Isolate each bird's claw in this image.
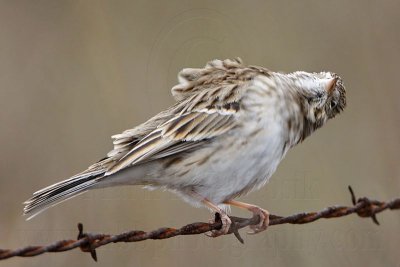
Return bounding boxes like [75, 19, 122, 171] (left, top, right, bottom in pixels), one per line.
[246, 206, 269, 235]
[205, 212, 232, 237]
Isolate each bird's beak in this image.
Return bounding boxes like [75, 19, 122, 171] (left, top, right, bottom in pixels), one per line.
[323, 78, 337, 95]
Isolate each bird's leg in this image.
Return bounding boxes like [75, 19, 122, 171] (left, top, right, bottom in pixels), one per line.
[188, 191, 231, 237]
[224, 200, 269, 234]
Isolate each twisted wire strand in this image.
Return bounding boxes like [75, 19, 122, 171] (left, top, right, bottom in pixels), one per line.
[1, 186, 399, 261]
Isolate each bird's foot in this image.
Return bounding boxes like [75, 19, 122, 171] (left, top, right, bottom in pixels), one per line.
[247, 206, 269, 234]
[206, 212, 232, 238]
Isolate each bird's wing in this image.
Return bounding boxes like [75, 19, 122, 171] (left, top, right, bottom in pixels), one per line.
[103, 58, 244, 161]
[96, 58, 269, 175]
[105, 108, 238, 175]
[105, 58, 269, 159]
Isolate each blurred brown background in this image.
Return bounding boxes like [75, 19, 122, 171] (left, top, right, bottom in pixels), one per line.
[1, 1, 399, 266]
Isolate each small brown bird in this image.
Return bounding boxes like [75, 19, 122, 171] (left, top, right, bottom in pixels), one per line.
[24, 58, 346, 236]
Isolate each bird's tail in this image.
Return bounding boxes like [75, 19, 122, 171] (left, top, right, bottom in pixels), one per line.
[23, 169, 105, 220]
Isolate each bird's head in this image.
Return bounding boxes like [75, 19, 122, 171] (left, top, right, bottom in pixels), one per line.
[288, 71, 346, 137]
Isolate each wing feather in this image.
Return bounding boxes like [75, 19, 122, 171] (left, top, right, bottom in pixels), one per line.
[102, 58, 269, 175]
[106, 110, 237, 175]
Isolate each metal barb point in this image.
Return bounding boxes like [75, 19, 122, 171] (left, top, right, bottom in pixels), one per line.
[77, 223, 84, 239]
[361, 198, 381, 226]
[371, 214, 380, 225]
[213, 213, 244, 243]
[77, 223, 98, 262]
[231, 222, 244, 244]
[348, 186, 381, 226]
[348, 185, 356, 205]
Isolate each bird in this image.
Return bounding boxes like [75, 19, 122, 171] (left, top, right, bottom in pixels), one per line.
[23, 58, 346, 236]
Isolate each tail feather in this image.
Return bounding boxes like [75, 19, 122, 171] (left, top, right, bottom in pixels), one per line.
[32, 169, 104, 196]
[23, 171, 105, 220]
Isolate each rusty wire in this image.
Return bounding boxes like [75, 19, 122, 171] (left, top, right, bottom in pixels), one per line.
[1, 186, 399, 261]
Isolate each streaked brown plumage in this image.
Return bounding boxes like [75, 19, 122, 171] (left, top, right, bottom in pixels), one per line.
[24, 58, 346, 236]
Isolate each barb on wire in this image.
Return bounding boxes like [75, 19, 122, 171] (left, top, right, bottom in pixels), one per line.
[1, 186, 399, 261]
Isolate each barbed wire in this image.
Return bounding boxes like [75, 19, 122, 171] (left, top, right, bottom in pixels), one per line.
[1, 186, 399, 261]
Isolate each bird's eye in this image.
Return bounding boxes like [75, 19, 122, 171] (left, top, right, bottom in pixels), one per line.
[330, 101, 337, 109]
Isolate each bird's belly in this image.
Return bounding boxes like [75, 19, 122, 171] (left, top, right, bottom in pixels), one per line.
[157, 126, 286, 205]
